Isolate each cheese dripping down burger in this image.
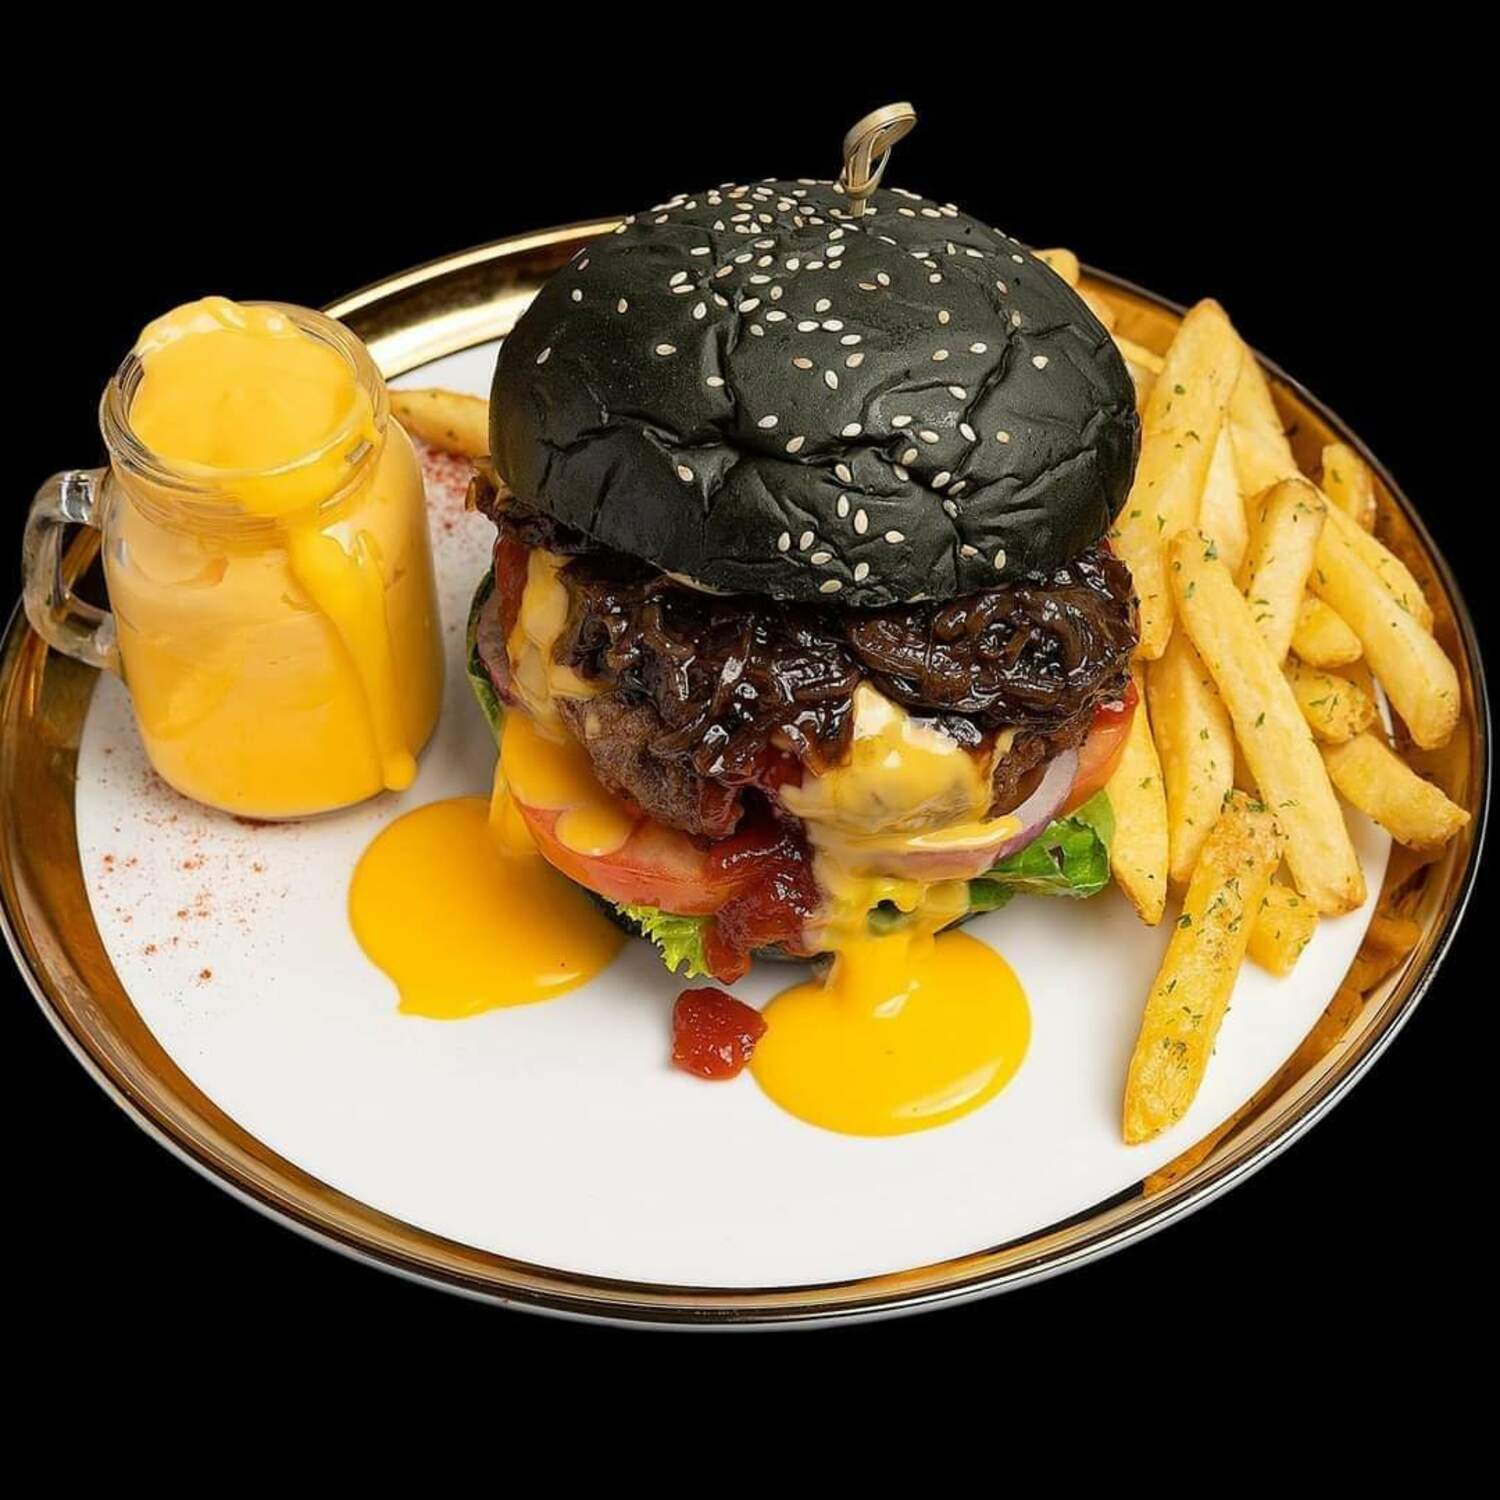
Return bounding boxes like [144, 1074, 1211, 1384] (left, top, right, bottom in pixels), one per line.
[468, 178, 1141, 984]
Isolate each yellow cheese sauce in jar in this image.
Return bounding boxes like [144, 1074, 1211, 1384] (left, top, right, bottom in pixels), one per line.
[25, 298, 444, 819]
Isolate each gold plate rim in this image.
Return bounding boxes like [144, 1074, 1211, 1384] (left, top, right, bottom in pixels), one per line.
[2, 224, 1490, 1328]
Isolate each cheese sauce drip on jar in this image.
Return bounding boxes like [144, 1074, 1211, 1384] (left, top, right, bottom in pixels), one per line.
[99, 298, 442, 816]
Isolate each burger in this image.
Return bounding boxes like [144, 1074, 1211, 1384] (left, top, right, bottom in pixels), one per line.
[467, 175, 1139, 985]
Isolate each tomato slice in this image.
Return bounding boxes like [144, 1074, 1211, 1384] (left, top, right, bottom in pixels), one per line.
[1060, 680, 1138, 816]
[512, 799, 728, 914]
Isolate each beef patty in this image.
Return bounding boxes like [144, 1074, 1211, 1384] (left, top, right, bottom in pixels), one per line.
[479, 486, 1137, 840]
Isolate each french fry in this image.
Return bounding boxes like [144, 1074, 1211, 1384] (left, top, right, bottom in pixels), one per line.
[1320, 502, 1434, 632]
[389, 387, 490, 458]
[1169, 529, 1365, 914]
[1285, 658, 1377, 744]
[1323, 732, 1471, 849]
[1122, 792, 1283, 1143]
[1105, 669, 1170, 925]
[1146, 630, 1235, 888]
[1197, 426, 1247, 575]
[1239, 478, 1326, 663]
[1078, 287, 1117, 331]
[1037, 247, 1080, 286]
[1109, 301, 1243, 659]
[1113, 335, 1164, 374]
[1228, 353, 1296, 496]
[1247, 880, 1318, 976]
[1292, 596, 1363, 668]
[1346, 912, 1423, 994]
[1311, 518, 1458, 748]
[1321, 441, 1378, 531]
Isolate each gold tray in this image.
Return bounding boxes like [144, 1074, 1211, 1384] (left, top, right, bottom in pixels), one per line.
[2, 224, 1488, 1326]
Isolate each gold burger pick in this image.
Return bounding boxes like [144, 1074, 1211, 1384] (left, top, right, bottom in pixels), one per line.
[839, 102, 918, 218]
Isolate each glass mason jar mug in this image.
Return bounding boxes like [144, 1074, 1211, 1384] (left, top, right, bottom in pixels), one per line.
[23, 301, 444, 819]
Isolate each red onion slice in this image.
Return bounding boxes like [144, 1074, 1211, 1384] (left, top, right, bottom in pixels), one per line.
[986, 748, 1079, 866]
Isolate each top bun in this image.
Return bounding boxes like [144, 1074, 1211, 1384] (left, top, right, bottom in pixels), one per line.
[490, 180, 1138, 606]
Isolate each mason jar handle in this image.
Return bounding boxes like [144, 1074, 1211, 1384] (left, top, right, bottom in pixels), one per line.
[23, 468, 120, 673]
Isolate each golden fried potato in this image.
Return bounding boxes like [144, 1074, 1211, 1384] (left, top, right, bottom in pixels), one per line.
[1320, 442, 1378, 531]
[389, 387, 490, 458]
[1037, 247, 1080, 285]
[1239, 478, 1326, 663]
[1247, 880, 1318, 977]
[1321, 502, 1434, 632]
[1105, 669, 1170, 925]
[1312, 519, 1458, 748]
[1292, 596, 1363, 669]
[1228, 353, 1297, 497]
[1110, 301, 1243, 659]
[1285, 659, 1377, 744]
[1197, 426, 1248, 576]
[1170, 530, 1365, 914]
[1122, 791, 1283, 1143]
[1147, 630, 1235, 888]
[1323, 733, 1471, 849]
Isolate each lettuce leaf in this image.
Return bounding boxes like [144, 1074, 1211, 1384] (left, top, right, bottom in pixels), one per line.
[968, 790, 1115, 909]
[465, 573, 504, 740]
[617, 904, 713, 979]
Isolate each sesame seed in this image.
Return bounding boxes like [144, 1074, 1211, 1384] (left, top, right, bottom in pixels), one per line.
[766, 310, 787, 322]
[845, 352, 865, 368]
[1011, 311, 1023, 327]
[1032, 355, 1049, 369]
[815, 298, 831, 312]
[792, 357, 813, 370]
[996, 430, 1011, 443]
[835, 463, 853, 484]
[797, 320, 818, 332]
[690, 246, 711, 256]
[876, 272, 891, 286]
[902, 447, 919, 465]
[536, 347, 552, 365]
[949, 386, 967, 400]
[823, 319, 844, 331]
[959, 422, 976, 441]
[961, 544, 979, 558]
[919, 430, 940, 444]
[970, 342, 988, 354]
[995, 280, 1008, 294]
[853, 561, 870, 582]
[749, 274, 771, 285]
[943, 500, 959, 518]
[837, 495, 850, 517]
[571, 289, 583, 303]
[937, 310, 950, 325]
[706, 376, 726, 388]
[841, 423, 862, 438]
[854, 509, 869, 534]
[799, 530, 815, 550]
[934, 471, 951, 487]
[577, 257, 589, 270]
[616, 299, 629, 313]
[891, 415, 912, 428]
[929, 273, 943, 285]
[786, 435, 805, 453]
[824, 370, 838, 390]
[994, 549, 1008, 569]
[669, 271, 687, 287]
[740, 297, 761, 312]
[858, 281, 877, 291]
[671, 285, 693, 295]
[692, 302, 707, 320]
[714, 295, 729, 308]
[758, 415, 779, 429]
[676, 465, 694, 482]
[769, 285, 784, 300]
[885, 530, 906, 543]
[820, 578, 843, 594]
[777, 531, 792, 552]
[810, 550, 832, 564]
[893, 464, 910, 481]
[949, 481, 966, 496]
[656, 344, 677, 357]
[748, 324, 764, 337]
[1012, 253, 1025, 264]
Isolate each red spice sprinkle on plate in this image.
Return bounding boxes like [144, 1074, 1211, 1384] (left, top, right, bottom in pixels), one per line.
[671, 987, 768, 1080]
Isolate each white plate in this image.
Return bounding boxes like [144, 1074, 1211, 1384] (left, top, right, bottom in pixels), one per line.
[73, 339, 1389, 1289]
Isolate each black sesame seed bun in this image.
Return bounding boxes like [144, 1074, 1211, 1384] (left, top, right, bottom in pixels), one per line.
[491, 180, 1139, 607]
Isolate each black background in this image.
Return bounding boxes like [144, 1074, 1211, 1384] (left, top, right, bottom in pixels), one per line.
[5, 44, 1489, 1377]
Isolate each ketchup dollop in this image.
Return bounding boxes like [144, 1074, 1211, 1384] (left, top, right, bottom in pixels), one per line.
[671, 988, 768, 1079]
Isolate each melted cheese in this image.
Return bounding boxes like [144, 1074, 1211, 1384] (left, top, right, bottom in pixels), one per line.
[347, 757, 623, 1019]
[505, 549, 597, 731]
